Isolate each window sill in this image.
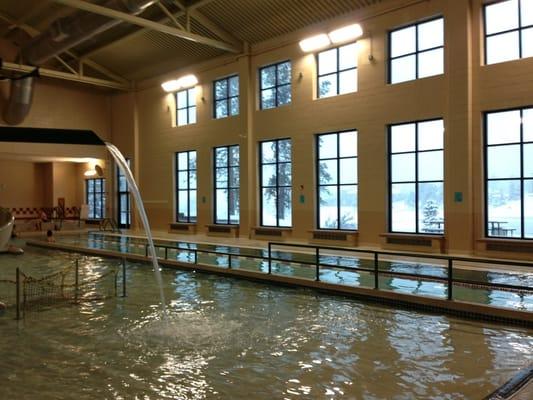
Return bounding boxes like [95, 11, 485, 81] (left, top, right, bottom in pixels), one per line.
[315, 90, 357, 101]
[477, 237, 533, 257]
[309, 229, 358, 246]
[250, 226, 292, 240]
[169, 222, 197, 234]
[380, 233, 446, 253]
[206, 224, 239, 238]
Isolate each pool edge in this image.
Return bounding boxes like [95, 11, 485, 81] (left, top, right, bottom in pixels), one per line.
[26, 239, 533, 328]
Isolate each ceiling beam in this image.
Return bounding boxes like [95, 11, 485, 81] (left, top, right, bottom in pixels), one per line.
[83, 0, 233, 58]
[156, 2, 185, 30]
[0, 11, 128, 85]
[1, 60, 129, 90]
[173, 1, 241, 48]
[52, 0, 240, 53]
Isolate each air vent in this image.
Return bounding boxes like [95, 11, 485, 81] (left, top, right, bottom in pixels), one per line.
[313, 231, 348, 241]
[486, 243, 533, 253]
[387, 237, 432, 247]
[208, 225, 231, 234]
[255, 228, 283, 237]
[170, 223, 190, 231]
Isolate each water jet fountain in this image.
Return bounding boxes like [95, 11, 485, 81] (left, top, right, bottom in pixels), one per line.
[0, 126, 167, 312]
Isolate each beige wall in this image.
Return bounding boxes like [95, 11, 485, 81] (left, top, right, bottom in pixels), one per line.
[0, 55, 113, 216]
[0, 77, 112, 163]
[0, 160, 89, 210]
[0, 160, 46, 208]
[52, 162, 81, 208]
[109, 0, 532, 256]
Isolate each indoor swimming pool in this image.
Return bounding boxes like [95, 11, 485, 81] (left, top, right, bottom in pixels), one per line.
[0, 246, 532, 399]
[41, 233, 533, 312]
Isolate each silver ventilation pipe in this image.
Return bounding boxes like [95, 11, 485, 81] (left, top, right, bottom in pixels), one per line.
[3, 0, 157, 125]
[3, 75, 36, 125]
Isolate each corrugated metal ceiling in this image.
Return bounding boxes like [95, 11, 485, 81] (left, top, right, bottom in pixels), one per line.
[197, 0, 383, 44]
[0, 0, 385, 82]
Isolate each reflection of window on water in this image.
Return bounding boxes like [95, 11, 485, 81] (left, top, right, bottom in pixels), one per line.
[486, 107, 533, 239]
[316, 130, 358, 230]
[389, 119, 444, 234]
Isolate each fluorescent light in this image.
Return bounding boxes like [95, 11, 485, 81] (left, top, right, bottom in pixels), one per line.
[161, 80, 180, 92]
[299, 34, 331, 52]
[161, 74, 198, 92]
[328, 23, 363, 44]
[84, 169, 97, 177]
[176, 74, 198, 89]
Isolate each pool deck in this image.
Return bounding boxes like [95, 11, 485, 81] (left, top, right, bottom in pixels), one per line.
[26, 236, 533, 327]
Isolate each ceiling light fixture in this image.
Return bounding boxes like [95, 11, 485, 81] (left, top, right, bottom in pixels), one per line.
[328, 23, 363, 44]
[161, 74, 199, 92]
[299, 33, 331, 52]
[299, 23, 363, 53]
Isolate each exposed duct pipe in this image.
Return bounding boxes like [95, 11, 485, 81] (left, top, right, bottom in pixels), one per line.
[3, 74, 36, 125]
[3, 0, 156, 125]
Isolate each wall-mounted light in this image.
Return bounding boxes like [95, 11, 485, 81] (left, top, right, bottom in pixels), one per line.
[84, 169, 97, 177]
[299, 23, 363, 53]
[84, 164, 103, 177]
[161, 74, 199, 92]
[328, 23, 363, 44]
[299, 33, 330, 52]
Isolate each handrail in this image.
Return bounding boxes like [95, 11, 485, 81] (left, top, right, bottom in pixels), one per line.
[85, 234, 533, 305]
[268, 241, 533, 268]
[268, 242, 533, 301]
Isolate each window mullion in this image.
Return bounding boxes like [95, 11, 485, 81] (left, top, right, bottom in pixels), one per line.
[415, 123, 419, 233]
[518, 0, 523, 58]
[520, 109, 525, 238]
[337, 133, 341, 229]
[276, 140, 280, 226]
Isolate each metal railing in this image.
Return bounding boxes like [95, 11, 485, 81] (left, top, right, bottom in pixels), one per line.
[267, 242, 533, 301]
[88, 234, 533, 305]
[142, 242, 266, 269]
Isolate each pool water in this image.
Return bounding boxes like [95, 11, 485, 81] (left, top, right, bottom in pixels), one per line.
[51, 233, 533, 311]
[1, 246, 532, 399]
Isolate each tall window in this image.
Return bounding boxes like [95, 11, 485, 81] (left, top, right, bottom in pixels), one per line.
[117, 160, 131, 229]
[485, 107, 533, 239]
[259, 61, 291, 110]
[87, 178, 105, 219]
[260, 139, 292, 227]
[317, 130, 358, 230]
[317, 43, 357, 98]
[176, 87, 196, 126]
[175, 151, 197, 223]
[389, 17, 444, 84]
[484, 0, 533, 64]
[214, 75, 239, 119]
[389, 119, 444, 234]
[214, 145, 240, 224]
